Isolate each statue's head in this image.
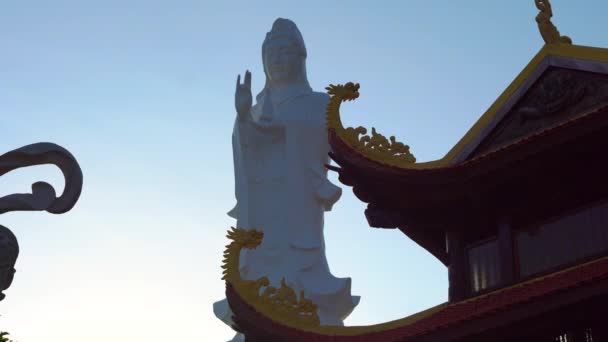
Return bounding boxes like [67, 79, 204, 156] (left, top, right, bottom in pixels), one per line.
[0, 225, 18, 301]
[262, 18, 308, 87]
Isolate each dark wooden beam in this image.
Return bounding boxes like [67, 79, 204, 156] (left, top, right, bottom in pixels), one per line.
[497, 218, 515, 284]
[399, 226, 448, 265]
[447, 230, 467, 302]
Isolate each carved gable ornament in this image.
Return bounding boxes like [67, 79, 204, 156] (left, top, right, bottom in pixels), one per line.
[448, 0, 608, 163]
[471, 66, 608, 157]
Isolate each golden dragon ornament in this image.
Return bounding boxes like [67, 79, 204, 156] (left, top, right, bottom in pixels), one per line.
[221, 227, 445, 337]
[535, 0, 572, 45]
[325, 82, 416, 167]
[222, 227, 321, 330]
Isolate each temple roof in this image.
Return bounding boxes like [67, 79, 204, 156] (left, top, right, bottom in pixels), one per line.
[328, 102, 608, 264]
[227, 254, 608, 341]
[322, 2, 608, 263]
[225, 2, 608, 340]
[327, 44, 608, 173]
[323, 0, 608, 171]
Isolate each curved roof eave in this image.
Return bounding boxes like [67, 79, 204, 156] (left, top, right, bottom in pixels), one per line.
[329, 44, 608, 172]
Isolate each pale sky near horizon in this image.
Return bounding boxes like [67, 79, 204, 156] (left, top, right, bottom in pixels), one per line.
[1, 1, 607, 341]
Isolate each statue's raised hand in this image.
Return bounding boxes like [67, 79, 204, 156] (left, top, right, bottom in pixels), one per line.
[235, 70, 252, 120]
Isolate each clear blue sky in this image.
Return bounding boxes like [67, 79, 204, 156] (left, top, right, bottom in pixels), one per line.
[1, 1, 606, 341]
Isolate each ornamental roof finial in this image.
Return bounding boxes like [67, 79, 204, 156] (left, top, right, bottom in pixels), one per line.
[535, 0, 572, 45]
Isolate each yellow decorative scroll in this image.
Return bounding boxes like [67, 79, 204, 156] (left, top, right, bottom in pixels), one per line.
[326, 82, 416, 167]
[222, 227, 446, 336]
[222, 227, 321, 330]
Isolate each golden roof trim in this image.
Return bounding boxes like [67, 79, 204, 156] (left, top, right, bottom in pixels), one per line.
[325, 1, 608, 170]
[327, 44, 608, 169]
[222, 226, 448, 336]
[223, 227, 608, 337]
[327, 44, 608, 171]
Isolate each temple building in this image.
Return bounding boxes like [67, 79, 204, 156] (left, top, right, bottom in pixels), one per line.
[222, 1, 608, 340]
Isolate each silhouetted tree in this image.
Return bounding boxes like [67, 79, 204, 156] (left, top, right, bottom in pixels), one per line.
[0, 331, 14, 342]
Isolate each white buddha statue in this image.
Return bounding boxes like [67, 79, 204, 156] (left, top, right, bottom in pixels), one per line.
[214, 18, 359, 340]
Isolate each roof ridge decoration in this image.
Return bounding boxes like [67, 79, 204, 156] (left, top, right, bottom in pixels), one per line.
[224, 230, 608, 338]
[222, 227, 322, 330]
[535, 0, 572, 45]
[325, 83, 416, 168]
[223, 226, 448, 336]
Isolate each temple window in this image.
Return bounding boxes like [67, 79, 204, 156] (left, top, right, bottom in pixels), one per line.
[467, 238, 501, 293]
[517, 202, 608, 278]
[554, 328, 594, 342]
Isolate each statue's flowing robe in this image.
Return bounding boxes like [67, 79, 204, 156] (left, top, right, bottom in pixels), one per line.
[224, 84, 359, 325]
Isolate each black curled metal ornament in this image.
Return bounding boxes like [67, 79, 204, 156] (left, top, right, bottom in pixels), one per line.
[0, 142, 83, 301]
